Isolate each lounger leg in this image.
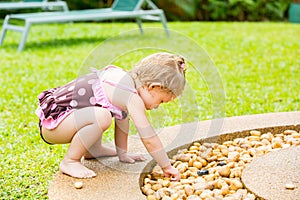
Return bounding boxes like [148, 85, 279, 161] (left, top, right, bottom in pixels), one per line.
[0, 15, 10, 46]
[18, 22, 31, 52]
[62, 2, 69, 11]
[136, 18, 144, 35]
[160, 13, 169, 37]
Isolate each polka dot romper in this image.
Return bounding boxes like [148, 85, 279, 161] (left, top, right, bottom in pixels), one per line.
[36, 66, 135, 140]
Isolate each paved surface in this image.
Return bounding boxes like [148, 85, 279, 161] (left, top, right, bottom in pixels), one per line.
[242, 146, 300, 200]
[48, 111, 300, 200]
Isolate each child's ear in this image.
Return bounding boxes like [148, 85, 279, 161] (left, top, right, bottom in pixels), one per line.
[148, 82, 162, 90]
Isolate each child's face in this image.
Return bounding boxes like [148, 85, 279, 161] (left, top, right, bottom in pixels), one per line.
[141, 85, 175, 110]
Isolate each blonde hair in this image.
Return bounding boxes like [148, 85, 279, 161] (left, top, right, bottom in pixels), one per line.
[129, 52, 186, 96]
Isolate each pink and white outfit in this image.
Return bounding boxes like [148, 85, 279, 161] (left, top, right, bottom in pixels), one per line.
[35, 66, 136, 143]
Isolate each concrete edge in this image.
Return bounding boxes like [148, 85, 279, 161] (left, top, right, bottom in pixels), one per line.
[48, 111, 300, 200]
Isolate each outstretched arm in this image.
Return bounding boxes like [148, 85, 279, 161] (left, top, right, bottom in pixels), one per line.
[127, 94, 180, 181]
[114, 118, 146, 163]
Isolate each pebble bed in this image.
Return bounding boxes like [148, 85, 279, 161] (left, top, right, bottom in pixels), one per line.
[141, 129, 300, 200]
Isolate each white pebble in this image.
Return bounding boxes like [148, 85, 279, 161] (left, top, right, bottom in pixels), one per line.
[74, 181, 83, 189]
[285, 183, 295, 190]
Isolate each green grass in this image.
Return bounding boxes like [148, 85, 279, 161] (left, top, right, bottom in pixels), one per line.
[0, 21, 299, 199]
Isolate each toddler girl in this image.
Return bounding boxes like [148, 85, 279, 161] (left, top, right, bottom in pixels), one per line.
[36, 52, 186, 180]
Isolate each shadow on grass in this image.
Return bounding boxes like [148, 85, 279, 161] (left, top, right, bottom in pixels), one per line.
[2, 36, 107, 51]
[2, 31, 166, 52]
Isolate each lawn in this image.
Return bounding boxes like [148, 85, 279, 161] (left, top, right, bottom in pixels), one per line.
[0, 21, 299, 199]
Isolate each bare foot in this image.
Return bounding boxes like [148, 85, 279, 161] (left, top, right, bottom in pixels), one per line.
[84, 145, 117, 159]
[59, 159, 96, 178]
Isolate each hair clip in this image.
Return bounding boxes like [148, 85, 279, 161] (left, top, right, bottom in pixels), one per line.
[180, 63, 185, 70]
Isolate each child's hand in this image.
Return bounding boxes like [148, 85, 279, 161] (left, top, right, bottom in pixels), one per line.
[162, 165, 180, 181]
[118, 153, 146, 164]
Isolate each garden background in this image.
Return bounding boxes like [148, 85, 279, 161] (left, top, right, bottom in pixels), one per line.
[64, 0, 293, 21]
[0, 0, 299, 199]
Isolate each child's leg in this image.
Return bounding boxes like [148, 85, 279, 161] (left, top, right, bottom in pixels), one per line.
[84, 136, 117, 159]
[42, 107, 112, 178]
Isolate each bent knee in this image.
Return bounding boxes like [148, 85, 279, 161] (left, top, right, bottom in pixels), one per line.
[93, 107, 112, 130]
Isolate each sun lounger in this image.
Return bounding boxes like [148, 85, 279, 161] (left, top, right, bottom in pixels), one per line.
[0, 0, 68, 11]
[0, 0, 169, 52]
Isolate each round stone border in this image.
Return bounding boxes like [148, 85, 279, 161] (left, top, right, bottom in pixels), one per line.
[48, 111, 300, 200]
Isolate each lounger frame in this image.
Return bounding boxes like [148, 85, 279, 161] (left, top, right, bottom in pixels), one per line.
[0, 0, 68, 11]
[0, 0, 169, 51]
